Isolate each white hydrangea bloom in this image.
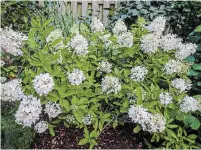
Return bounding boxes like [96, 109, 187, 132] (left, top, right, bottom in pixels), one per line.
[1, 79, 24, 102]
[146, 16, 166, 37]
[100, 34, 112, 48]
[117, 32, 133, 48]
[46, 29, 63, 43]
[171, 78, 192, 92]
[163, 59, 183, 75]
[82, 114, 93, 125]
[34, 121, 48, 133]
[66, 114, 75, 124]
[68, 69, 86, 85]
[33, 73, 54, 96]
[147, 114, 166, 133]
[90, 17, 105, 33]
[1, 60, 5, 67]
[159, 92, 173, 105]
[0, 27, 27, 56]
[112, 19, 127, 35]
[159, 34, 182, 51]
[180, 96, 200, 113]
[44, 102, 62, 118]
[175, 43, 197, 60]
[15, 95, 42, 127]
[69, 34, 88, 56]
[130, 66, 148, 82]
[128, 105, 166, 133]
[101, 76, 121, 94]
[0, 77, 7, 83]
[141, 34, 159, 53]
[98, 60, 112, 73]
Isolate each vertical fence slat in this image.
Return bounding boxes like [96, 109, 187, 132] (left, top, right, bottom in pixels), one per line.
[82, 1, 87, 17]
[103, 1, 110, 26]
[92, 1, 99, 17]
[71, 0, 77, 17]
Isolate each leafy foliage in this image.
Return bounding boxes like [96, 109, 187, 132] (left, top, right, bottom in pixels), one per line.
[109, 1, 201, 38]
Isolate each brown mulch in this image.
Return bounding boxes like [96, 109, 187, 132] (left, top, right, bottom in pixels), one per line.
[33, 123, 145, 149]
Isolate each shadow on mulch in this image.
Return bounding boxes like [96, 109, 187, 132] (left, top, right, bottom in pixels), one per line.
[33, 123, 146, 149]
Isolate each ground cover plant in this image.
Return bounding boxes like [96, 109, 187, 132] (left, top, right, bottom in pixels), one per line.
[1, 14, 201, 149]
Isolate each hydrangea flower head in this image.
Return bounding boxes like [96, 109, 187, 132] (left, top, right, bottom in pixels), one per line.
[33, 73, 54, 96]
[68, 69, 86, 85]
[98, 60, 112, 73]
[163, 59, 183, 75]
[130, 66, 148, 82]
[90, 17, 105, 33]
[117, 32, 133, 48]
[34, 121, 48, 133]
[44, 102, 62, 118]
[159, 92, 173, 105]
[180, 96, 200, 113]
[141, 33, 159, 53]
[101, 76, 121, 94]
[112, 19, 127, 35]
[171, 78, 191, 92]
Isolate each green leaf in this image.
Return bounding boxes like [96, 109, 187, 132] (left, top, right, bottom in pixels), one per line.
[176, 112, 186, 121]
[184, 116, 200, 130]
[62, 99, 70, 110]
[48, 124, 55, 136]
[133, 124, 141, 133]
[188, 69, 199, 76]
[184, 56, 195, 62]
[188, 134, 198, 140]
[78, 138, 89, 145]
[195, 25, 201, 32]
[192, 64, 201, 71]
[90, 130, 97, 138]
[136, 87, 142, 105]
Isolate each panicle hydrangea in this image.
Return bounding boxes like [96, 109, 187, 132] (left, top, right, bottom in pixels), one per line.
[1, 60, 5, 67]
[147, 114, 166, 133]
[128, 105, 166, 133]
[44, 102, 62, 118]
[117, 32, 133, 48]
[46, 29, 63, 43]
[69, 34, 88, 56]
[146, 16, 166, 37]
[1, 79, 24, 102]
[130, 66, 148, 82]
[171, 78, 192, 92]
[82, 114, 93, 125]
[34, 121, 48, 133]
[112, 19, 127, 35]
[15, 95, 42, 127]
[33, 73, 54, 96]
[66, 114, 75, 124]
[0, 27, 27, 56]
[159, 34, 182, 51]
[98, 60, 112, 73]
[180, 96, 200, 113]
[0, 76, 7, 83]
[101, 76, 121, 94]
[159, 92, 173, 105]
[175, 43, 197, 60]
[100, 34, 112, 48]
[140, 33, 159, 53]
[163, 59, 183, 75]
[68, 69, 86, 85]
[90, 17, 105, 33]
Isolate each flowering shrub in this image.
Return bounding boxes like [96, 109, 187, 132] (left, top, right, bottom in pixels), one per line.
[1, 16, 201, 149]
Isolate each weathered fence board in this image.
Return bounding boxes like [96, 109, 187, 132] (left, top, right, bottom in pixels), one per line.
[38, 0, 120, 25]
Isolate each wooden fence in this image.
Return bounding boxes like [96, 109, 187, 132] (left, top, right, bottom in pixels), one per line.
[38, 0, 120, 26]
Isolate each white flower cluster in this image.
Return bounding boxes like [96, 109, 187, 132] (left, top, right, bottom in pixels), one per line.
[163, 59, 183, 75]
[180, 96, 200, 113]
[69, 34, 88, 56]
[68, 69, 86, 85]
[175, 43, 197, 60]
[98, 60, 112, 73]
[101, 76, 121, 94]
[146, 16, 166, 37]
[171, 78, 191, 93]
[112, 19, 127, 35]
[128, 105, 166, 133]
[1, 60, 5, 67]
[159, 92, 173, 105]
[34, 121, 48, 133]
[90, 17, 105, 33]
[159, 34, 182, 51]
[15, 95, 42, 127]
[117, 32, 133, 48]
[33, 73, 54, 96]
[0, 27, 27, 56]
[44, 102, 62, 119]
[66, 114, 75, 124]
[130, 66, 148, 82]
[46, 29, 65, 50]
[82, 114, 93, 125]
[0, 77, 7, 83]
[100, 34, 112, 48]
[1, 79, 24, 102]
[140, 33, 159, 53]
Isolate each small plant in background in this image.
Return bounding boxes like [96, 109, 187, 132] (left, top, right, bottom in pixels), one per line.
[109, 1, 201, 38]
[1, 14, 201, 149]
